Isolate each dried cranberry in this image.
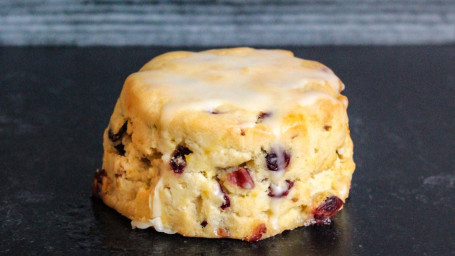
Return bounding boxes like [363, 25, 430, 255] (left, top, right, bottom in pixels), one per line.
[313, 196, 344, 224]
[114, 143, 125, 156]
[91, 169, 107, 198]
[201, 220, 208, 228]
[114, 170, 126, 178]
[227, 167, 255, 189]
[257, 111, 272, 123]
[268, 180, 294, 198]
[246, 223, 267, 242]
[217, 227, 229, 238]
[108, 122, 127, 142]
[265, 148, 290, 171]
[219, 184, 230, 210]
[169, 145, 192, 174]
[323, 124, 332, 131]
[240, 129, 246, 136]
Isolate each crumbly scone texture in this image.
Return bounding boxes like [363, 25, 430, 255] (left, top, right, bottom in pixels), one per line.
[92, 47, 356, 241]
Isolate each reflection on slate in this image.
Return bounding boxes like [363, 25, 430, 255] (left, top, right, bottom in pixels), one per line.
[91, 199, 352, 255]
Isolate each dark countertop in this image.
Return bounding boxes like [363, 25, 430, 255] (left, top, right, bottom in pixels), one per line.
[1, 46, 454, 255]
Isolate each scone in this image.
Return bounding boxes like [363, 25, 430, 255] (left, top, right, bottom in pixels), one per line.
[92, 47, 355, 241]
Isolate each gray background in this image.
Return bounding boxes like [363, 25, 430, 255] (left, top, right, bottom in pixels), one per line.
[1, 0, 455, 46]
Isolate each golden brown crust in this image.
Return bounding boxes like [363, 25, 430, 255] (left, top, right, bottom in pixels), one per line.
[94, 47, 355, 240]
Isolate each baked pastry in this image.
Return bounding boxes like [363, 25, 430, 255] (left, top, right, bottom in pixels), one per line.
[92, 47, 355, 241]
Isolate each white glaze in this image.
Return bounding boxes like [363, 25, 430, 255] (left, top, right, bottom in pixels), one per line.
[152, 178, 163, 218]
[268, 180, 294, 231]
[132, 178, 177, 234]
[131, 218, 177, 234]
[270, 198, 281, 231]
[136, 49, 343, 141]
[211, 181, 225, 201]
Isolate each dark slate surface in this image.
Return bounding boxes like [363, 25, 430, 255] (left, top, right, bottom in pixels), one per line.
[1, 0, 455, 46]
[1, 46, 454, 255]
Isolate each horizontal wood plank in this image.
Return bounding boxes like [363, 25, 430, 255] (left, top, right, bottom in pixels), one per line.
[1, 0, 454, 46]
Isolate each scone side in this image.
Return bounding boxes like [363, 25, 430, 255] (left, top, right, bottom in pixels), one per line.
[95, 97, 355, 241]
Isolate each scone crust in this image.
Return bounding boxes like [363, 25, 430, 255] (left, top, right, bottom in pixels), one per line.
[93, 47, 355, 241]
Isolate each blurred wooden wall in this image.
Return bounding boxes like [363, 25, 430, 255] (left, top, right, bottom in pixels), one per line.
[1, 0, 454, 46]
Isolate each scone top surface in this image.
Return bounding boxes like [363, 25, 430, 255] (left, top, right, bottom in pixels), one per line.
[121, 47, 347, 155]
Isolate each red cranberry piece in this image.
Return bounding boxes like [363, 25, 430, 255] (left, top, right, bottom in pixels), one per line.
[246, 223, 267, 242]
[91, 169, 107, 198]
[313, 196, 344, 224]
[268, 180, 294, 198]
[169, 145, 192, 174]
[323, 124, 332, 131]
[217, 227, 230, 238]
[114, 170, 125, 178]
[265, 148, 290, 171]
[257, 111, 272, 123]
[108, 122, 127, 142]
[227, 167, 255, 189]
[219, 184, 230, 210]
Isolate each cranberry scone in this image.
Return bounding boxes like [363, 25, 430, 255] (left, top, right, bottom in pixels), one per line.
[92, 47, 355, 241]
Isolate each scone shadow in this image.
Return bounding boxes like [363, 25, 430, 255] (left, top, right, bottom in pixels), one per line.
[91, 199, 352, 255]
